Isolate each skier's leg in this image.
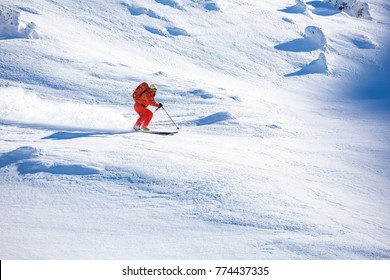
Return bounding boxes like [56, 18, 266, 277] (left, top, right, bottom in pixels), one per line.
[141, 109, 153, 128]
[134, 104, 147, 128]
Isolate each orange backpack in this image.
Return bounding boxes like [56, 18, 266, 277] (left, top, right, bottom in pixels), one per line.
[132, 82, 149, 103]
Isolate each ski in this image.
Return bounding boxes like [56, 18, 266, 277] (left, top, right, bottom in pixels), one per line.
[139, 130, 178, 135]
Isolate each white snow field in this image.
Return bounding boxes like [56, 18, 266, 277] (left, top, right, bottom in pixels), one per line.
[0, 0, 389, 259]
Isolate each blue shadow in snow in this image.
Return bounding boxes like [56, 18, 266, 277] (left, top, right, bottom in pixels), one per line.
[205, 2, 220, 11]
[42, 131, 131, 140]
[351, 37, 378, 49]
[275, 38, 321, 52]
[285, 53, 328, 77]
[17, 6, 40, 15]
[0, 146, 38, 168]
[17, 161, 99, 175]
[285, 67, 325, 77]
[0, 146, 99, 176]
[306, 1, 341, 16]
[120, 2, 165, 20]
[0, 62, 73, 90]
[155, 0, 185, 10]
[167, 27, 189, 37]
[343, 43, 390, 113]
[195, 112, 234, 126]
[144, 26, 166, 36]
[278, 3, 306, 14]
[188, 89, 214, 99]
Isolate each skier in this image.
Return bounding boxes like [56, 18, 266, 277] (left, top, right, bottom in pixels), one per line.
[132, 82, 162, 131]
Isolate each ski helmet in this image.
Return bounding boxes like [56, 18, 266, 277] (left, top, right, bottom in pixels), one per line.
[150, 84, 157, 92]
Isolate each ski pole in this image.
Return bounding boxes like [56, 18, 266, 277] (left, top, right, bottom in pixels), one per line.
[162, 106, 179, 130]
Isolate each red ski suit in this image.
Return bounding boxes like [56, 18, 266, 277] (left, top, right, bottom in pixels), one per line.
[133, 84, 160, 129]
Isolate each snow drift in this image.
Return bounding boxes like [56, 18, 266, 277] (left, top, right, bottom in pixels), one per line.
[324, 0, 371, 18]
[0, 5, 38, 39]
[0, 0, 389, 260]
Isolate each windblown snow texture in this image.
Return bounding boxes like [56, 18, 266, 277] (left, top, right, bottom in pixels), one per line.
[0, 0, 389, 259]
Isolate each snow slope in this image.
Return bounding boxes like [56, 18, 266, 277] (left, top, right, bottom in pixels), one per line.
[0, 0, 389, 259]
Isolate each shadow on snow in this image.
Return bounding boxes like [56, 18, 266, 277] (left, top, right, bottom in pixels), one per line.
[0, 146, 99, 175]
[42, 131, 131, 140]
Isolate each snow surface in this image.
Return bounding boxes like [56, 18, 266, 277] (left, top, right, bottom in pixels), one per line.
[0, 0, 389, 259]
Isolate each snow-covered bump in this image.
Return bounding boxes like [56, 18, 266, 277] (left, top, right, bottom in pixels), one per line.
[188, 89, 214, 99]
[144, 26, 166, 37]
[278, 0, 309, 15]
[274, 26, 327, 52]
[285, 53, 329, 77]
[120, 2, 165, 20]
[154, 0, 185, 11]
[306, 0, 341, 16]
[167, 26, 190, 37]
[304, 26, 328, 50]
[195, 112, 235, 126]
[204, 1, 220, 11]
[0, 146, 39, 169]
[324, 0, 371, 18]
[0, 5, 39, 39]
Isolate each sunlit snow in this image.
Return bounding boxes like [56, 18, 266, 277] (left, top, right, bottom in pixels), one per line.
[0, 0, 389, 259]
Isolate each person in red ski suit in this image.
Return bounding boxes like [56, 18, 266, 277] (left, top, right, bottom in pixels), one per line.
[132, 83, 162, 131]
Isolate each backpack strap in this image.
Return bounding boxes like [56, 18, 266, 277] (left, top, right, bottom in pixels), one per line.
[137, 88, 148, 99]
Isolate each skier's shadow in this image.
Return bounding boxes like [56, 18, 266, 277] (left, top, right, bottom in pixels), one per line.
[42, 131, 131, 140]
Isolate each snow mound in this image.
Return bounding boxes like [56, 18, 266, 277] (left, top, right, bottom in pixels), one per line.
[204, 0, 220, 11]
[155, 0, 185, 11]
[195, 112, 235, 126]
[189, 0, 220, 11]
[0, 5, 38, 39]
[286, 53, 329, 77]
[0, 146, 39, 168]
[0, 146, 99, 175]
[0, 87, 131, 131]
[143, 26, 189, 37]
[279, 0, 311, 16]
[121, 1, 189, 37]
[120, 2, 166, 20]
[275, 26, 327, 52]
[167, 26, 190, 36]
[306, 1, 341, 16]
[324, 0, 371, 18]
[304, 26, 328, 50]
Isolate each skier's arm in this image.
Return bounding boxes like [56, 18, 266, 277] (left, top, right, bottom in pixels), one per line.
[146, 91, 160, 107]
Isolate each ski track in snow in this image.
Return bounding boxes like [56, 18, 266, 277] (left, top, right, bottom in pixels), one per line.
[0, 0, 390, 259]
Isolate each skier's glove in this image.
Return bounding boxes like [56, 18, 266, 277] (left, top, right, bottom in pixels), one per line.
[158, 103, 163, 108]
